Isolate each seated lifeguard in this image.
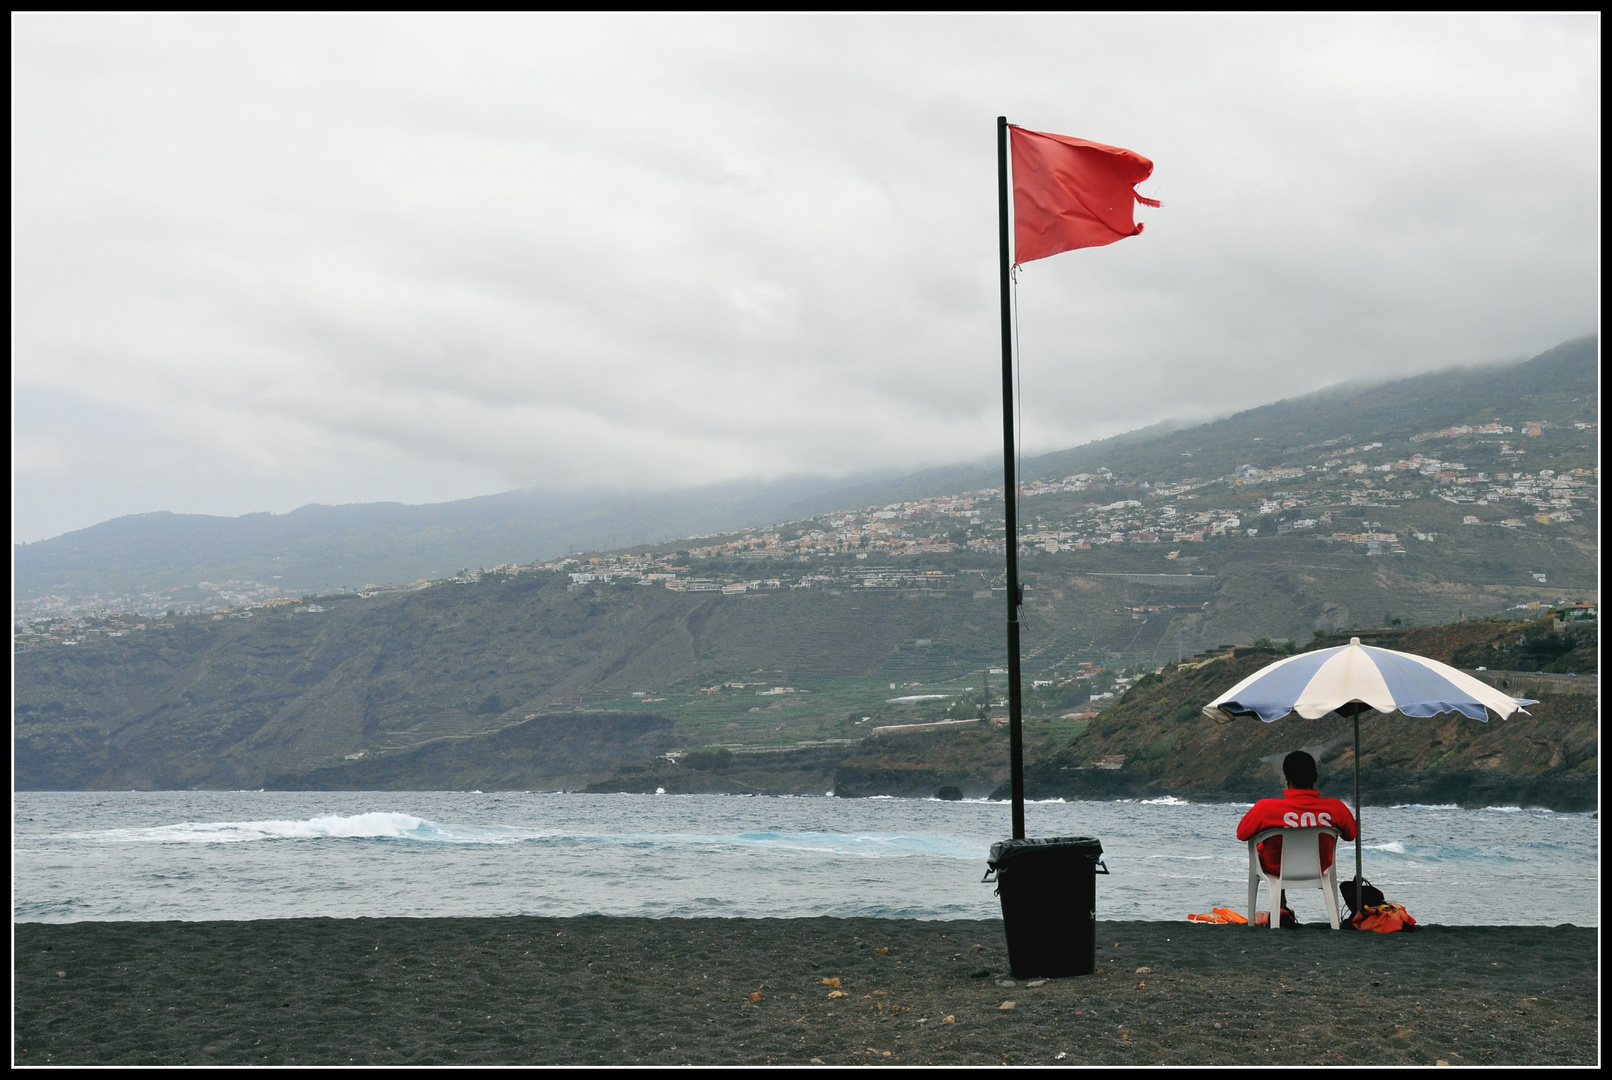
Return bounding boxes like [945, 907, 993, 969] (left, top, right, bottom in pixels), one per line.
[1237, 750, 1357, 886]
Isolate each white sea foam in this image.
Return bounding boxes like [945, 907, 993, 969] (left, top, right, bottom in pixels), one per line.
[1141, 795, 1191, 806]
[15, 792, 1598, 926]
[65, 812, 533, 845]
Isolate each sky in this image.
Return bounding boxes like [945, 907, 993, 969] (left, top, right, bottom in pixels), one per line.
[11, 13, 1601, 542]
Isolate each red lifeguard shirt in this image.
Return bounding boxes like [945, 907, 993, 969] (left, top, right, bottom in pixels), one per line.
[1237, 789, 1358, 877]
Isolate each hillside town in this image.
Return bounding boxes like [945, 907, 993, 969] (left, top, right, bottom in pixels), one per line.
[13, 416, 1598, 641]
[534, 422, 1596, 595]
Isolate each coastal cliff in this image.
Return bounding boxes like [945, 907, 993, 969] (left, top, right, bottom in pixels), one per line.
[583, 620, 1597, 810]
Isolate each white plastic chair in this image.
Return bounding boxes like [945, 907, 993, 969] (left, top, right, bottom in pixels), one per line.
[1246, 826, 1343, 930]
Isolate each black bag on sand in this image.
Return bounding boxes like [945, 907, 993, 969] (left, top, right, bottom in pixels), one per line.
[1340, 878, 1386, 918]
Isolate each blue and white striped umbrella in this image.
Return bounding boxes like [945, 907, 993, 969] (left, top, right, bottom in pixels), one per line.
[1202, 636, 1536, 723]
[1203, 636, 1536, 904]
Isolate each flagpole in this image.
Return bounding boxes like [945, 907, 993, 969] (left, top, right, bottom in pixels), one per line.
[998, 115, 1026, 841]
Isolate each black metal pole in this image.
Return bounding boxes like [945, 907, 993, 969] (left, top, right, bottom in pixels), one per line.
[1353, 711, 1363, 899]
[998, 115, 1025, 841]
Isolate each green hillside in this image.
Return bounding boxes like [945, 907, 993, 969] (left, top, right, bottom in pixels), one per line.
[1011, 619, 1596, 810]
[583, 617, 1598, 811]
[14, 558, 1597, 808]
[13, 337, 1598, 802]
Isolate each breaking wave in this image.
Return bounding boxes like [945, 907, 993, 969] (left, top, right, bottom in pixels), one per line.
[57, 816, 981, 859]
[16, 792, 1596, 925]
[65, 812, 534, 845]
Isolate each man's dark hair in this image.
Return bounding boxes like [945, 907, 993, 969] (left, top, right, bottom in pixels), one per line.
[1283, 750, 1319, 789]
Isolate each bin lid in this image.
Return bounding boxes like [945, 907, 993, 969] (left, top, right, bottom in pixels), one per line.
[988, 835, 1103, 870]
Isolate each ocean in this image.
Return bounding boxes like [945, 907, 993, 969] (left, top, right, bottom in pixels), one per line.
[12, 791, 1598, 926]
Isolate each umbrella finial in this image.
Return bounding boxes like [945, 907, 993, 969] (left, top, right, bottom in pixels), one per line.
[1350, 637, 1360, 645]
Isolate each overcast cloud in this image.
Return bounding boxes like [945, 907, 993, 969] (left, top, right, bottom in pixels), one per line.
[12, 13, 1600, 542]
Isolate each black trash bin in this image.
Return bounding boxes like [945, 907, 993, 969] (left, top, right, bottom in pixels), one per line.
[986, 836, 1107, 979]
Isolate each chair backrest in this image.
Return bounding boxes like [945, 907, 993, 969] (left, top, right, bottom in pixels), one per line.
[1248, 826, 1341, 881]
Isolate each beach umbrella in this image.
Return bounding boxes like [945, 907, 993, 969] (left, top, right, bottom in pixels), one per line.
[1202, 636, 1537, 905]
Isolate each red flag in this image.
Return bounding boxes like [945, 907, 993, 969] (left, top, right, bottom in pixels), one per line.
[1011, 126, 1159, 264]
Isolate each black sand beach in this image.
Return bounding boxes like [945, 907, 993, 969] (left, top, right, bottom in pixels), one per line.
[14, 917, 1596, 1066]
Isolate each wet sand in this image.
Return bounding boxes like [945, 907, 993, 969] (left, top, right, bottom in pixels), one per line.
[14, 918, 1596, 1066]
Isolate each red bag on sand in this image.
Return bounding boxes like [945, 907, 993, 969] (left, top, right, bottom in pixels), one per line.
[1186, 907, 1250, 925]
[1352, 903, 1417, 933]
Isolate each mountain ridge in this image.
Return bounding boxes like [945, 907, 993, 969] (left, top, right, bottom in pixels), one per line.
[16, 336, 1595, 609]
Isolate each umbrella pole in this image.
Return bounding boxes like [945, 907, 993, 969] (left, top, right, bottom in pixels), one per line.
[1353, 711, 1363, 904]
